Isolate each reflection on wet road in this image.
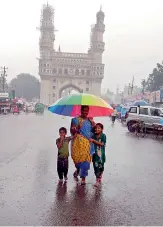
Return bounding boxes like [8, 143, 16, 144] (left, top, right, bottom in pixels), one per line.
[0, 112, 163, 225]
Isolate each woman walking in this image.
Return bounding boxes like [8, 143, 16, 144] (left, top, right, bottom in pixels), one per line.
[111, 107, 117, 125]
[70, 105, 95, 185]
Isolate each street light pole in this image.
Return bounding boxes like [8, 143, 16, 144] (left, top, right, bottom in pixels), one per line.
[128, 83, 131, 95]
[1, 66, 8, 92]
[10, 83, 16, 99]
[48, 93, 51, 105]
[131, 76, 134, 95]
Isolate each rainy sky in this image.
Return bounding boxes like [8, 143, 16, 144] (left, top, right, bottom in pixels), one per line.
[0, 0, 163, 92]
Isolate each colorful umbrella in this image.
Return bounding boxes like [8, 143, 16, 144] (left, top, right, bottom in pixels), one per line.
[48, 93, 113, 117]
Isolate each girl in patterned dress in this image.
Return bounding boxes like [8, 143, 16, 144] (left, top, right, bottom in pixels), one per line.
[90, 123, 106, 187]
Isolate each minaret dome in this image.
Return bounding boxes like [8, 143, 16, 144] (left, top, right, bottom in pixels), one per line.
[96, 5, 105, 20]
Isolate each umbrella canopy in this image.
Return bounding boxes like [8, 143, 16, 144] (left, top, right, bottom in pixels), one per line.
[17, 99, 24, 104]
[48, 93, 113, 117]
[133, 100, 148, 106]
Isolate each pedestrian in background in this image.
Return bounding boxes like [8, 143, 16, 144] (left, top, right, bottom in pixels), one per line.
[111, 107, 117, 124]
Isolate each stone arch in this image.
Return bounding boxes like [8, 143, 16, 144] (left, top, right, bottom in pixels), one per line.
[52, 68, 57, 73]
[64, 68, 68, 74]
[81, 69, 85, 75]
[87, 70, 90, 76]
[58, 83, 83, 98]
[58, 68, 62, 74]
[75, 69, 79, 75]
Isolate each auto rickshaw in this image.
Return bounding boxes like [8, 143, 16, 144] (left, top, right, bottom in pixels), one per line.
[13, 105, 19, 114]
[34, 103, 45, 114]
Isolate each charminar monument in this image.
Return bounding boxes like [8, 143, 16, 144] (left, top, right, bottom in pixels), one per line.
[38, 3, 105, 105]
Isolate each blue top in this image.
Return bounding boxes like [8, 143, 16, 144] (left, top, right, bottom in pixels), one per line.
[160, 118, 163, 125]
[71, 117, 95, 155]
[121, 107, 128, 117]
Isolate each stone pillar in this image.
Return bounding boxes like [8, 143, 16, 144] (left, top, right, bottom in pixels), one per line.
[40, 79, 52, 105]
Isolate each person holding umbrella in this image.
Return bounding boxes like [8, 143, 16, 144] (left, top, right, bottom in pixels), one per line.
[48, 93, 114, 184]
[70, 105, 96, 185]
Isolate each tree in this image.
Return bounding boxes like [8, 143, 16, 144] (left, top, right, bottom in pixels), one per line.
[0, 76, 8, 92]
[141, 79, 146, 94]
[143, 62, 163, 92]
[10, 74, 40, 101]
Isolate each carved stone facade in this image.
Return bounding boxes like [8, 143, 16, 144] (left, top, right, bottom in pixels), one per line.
[38, 4, 105, 104]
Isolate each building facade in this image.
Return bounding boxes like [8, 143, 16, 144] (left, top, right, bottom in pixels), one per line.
[38, 4, 105, 105]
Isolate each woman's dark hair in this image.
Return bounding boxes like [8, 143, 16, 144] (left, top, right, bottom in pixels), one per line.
[59, 127, 67, 133]
[81, 105, 89, 111]
[96, 123, 104, 130]
[91, 126, 96, 134]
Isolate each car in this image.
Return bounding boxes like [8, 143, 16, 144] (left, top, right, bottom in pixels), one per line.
[126, 106, 163, 132]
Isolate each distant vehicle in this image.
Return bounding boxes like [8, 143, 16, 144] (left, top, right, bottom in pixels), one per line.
[35, 103, 44, 114]
[126, 106, 163, 132]
[28, 106, 34, 112]
[24, 105, 34, 113]
[24, 106, 27, 112]
[13, 106, 19, 114]
[0, 97, 10, 113]
[2, 107, 8, 115]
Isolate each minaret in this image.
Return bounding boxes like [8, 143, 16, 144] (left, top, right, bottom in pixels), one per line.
[89, 6, 105, 63]
[39, 3, 56, 59]
[38, 3, 56, 105]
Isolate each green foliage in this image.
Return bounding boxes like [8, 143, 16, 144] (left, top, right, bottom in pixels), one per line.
[142, 62, 163, 92]
[141, 79, 146, 94]
[10, 73, 40, 101]
[0, 76, 8, 92]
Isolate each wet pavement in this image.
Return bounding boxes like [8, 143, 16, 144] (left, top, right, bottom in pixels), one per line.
[0, 111, 163, 225]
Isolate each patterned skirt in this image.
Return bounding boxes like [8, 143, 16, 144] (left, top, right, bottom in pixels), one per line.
[71, 134, 91, 164]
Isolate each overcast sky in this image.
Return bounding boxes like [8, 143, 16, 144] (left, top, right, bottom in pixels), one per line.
[0, 0, 163, 92]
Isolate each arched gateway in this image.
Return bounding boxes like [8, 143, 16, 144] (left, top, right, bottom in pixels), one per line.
[38, 4, 105, 105]
[59, 84, 83, 98]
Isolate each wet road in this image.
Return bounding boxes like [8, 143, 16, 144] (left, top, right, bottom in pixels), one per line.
[0, 111, 163, 225]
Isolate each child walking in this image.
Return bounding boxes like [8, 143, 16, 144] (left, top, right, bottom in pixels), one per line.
[90, 123, 106, 187]
[56, 127, 72, 183]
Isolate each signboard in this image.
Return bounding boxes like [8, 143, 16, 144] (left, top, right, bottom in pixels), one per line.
[134, 93, 143, 100]
[160, 88, 163, 102]
[9, 90, 15, 99]
[0, 93, 9, 98]
[144, 92, 150, 102]
[149, 92, 156, 104]
[9, 93, 13, 99]
[155, 90, 160, 102]
[0, 102, 10, 106]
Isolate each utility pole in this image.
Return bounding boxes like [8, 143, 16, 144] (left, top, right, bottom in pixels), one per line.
[10, 83, 16, 99]
[131, 76, 134, 95]
[0, 66, 8, 92]
[48, 93, 51, 105]
[128, 76, 134, 96]
[128, 83, 131, 95]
